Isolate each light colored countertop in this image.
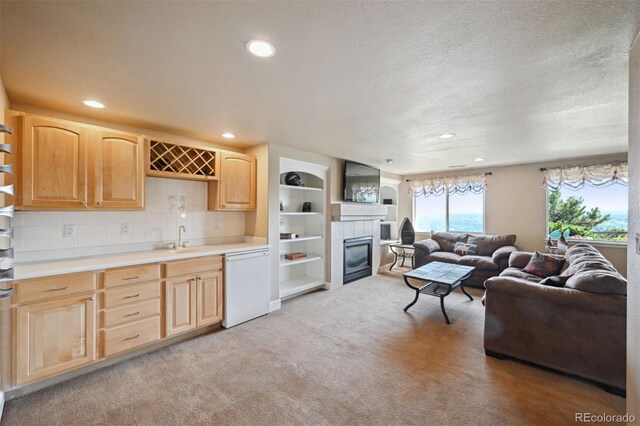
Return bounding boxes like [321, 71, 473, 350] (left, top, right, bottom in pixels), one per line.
[12, 242, 270, 281]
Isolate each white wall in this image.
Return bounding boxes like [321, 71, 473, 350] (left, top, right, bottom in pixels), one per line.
[398, 154, 628, 274]
[627, 31, 640, 417]
[13, 177, 246, 262]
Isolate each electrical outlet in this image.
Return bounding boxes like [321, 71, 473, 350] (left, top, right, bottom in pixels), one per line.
[121, 223, 130, 235]
[214, 222, 220, 230]
[63, 224, 76, 238]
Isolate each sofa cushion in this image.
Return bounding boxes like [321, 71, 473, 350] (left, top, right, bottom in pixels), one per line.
[468, 234, 516, 256]
[453, 242, 478, 255]
[430, 232, 469, 252]
[539, 275, 569, 287]
[413, 239, 441, 255]
[427, 251, 461, 264]
[523, 251, 565, 277]
[565, 271, 627, 295]
[500, 267, 542, 282]
[458, 255, 499, 271]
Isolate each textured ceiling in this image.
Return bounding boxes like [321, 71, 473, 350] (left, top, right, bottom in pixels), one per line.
[2, 1, 640, 174]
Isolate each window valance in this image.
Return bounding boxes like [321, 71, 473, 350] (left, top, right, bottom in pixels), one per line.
[542, 161, 628, 192]
[408, 173, 487, 197]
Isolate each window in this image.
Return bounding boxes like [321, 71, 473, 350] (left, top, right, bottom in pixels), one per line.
[547, 185, 628, 242]
[415, 191, 484, 233]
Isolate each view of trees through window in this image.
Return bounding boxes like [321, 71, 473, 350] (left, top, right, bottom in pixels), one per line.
[414, 191, 484, 233]
[548, 185, 628, 241]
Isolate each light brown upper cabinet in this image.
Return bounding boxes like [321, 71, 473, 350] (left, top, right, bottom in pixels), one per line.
[18, 114, 90, 209]
[10, 112, 145, 210]
[94, 129, 144, 209]
[208, 151, 256, 211]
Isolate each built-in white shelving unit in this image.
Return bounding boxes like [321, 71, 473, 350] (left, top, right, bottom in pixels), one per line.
[380, 185, 399, 243]
[278, 158, 327, 300]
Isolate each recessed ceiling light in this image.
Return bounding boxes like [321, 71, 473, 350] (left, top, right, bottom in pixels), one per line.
[448, 164, 467, 168]
[439, 133, 455, 139]
[246, 39, 276, 58]
[222, 132, 235, 139]
[386, 159, 394, 164]
[83, 100, 105, 109]
[473, 158, 484, 162]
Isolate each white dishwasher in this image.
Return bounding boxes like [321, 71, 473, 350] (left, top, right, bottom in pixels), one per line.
[223, 248, 270, 328]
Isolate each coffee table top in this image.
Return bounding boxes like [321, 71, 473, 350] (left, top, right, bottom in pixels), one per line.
[403, 261, 474, 285]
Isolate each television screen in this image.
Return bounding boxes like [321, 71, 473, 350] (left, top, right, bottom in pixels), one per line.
[343, 160, 380, 203]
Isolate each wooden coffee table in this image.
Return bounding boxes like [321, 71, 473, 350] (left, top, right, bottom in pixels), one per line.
[402, 261, 475, 324]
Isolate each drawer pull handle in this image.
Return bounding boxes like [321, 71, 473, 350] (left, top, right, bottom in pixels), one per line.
[48, 287, 69, 292]
[124, 294, 141, 299]
[122, 276, 140, 280]
[124, 311, 140, 317]
[124, 334, 140, 341]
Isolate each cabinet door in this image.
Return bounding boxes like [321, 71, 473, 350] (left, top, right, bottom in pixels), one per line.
[20, 115, 89, 209]
[94, 130, 144, 209]
[217, 151, 256, 211]
[165, 276, 197, 336]
[196, 271, 223, 327]
[16, 294, 96, 385]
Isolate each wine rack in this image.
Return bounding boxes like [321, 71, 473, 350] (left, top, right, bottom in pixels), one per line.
[147, 140, 217, 180]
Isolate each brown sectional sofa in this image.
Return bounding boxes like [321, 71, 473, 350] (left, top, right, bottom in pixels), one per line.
[413, 232, 517, 288]
[483, 243, 626, 394]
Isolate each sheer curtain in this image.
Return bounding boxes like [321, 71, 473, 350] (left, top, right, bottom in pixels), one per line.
[542, 162, 628, 191]
[407, 173, 487, 197]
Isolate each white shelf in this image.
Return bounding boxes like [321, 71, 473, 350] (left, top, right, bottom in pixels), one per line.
[280, 254, 323, 267]
[280, 212, 322, 216]
[279, 275, 324, 298]
[279, 184, 323, 192]
[279, 235, 322, 243]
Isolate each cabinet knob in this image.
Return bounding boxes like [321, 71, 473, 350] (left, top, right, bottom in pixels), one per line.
[80, 201, 87, 206]
[88, 296, 95, 301]
[96, 201, 103, 206]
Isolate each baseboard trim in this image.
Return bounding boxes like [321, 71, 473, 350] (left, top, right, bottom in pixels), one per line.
[269, 299, 281, 312]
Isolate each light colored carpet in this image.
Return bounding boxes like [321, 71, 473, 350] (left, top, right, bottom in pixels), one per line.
[3, 269, 625, 425]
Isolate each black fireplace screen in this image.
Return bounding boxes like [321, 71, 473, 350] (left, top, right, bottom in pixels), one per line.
[343, 236, 373, 284]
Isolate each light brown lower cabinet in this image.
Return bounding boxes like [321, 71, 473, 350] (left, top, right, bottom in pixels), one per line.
[16, 294, 96, 385]
[165, 276, 197, 336]
[8, 255, 224, 393]
[196, 271, 223, 327]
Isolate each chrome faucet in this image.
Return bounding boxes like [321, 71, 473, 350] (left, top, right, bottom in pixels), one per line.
[170, 225, 189, 250]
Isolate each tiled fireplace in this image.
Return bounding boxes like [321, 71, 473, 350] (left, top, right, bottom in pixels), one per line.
[343, 236, 373, 284]
[329, 203, 384, 288]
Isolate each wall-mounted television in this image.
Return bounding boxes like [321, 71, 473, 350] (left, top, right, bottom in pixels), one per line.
[343, 160, 380, 203]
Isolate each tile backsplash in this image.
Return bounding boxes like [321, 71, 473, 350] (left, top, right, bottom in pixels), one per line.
[14, 177, 246, 258]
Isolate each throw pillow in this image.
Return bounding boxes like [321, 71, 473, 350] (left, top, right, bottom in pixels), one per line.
[539, 275, 569, 287]
[453, 242, 478, 256]
[523, 251, 565, 277]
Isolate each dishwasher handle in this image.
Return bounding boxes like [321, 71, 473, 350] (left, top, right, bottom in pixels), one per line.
[225, 250, 270, 262]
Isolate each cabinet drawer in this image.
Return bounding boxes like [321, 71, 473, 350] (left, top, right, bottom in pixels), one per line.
[104, 316, 160, 357]
[104, 264, 160, 288]
[104, 299, 161, 328]
[164, 256, 222, 278]
[104, 281, 160, 308]
[17, 273, 96, 304]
